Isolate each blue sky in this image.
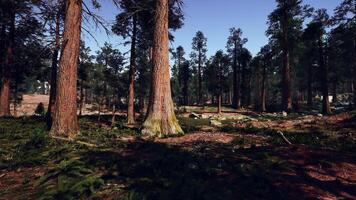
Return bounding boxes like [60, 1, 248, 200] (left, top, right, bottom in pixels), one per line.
[84, 0, 341, 58]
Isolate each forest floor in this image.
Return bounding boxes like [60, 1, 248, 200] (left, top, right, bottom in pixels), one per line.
[0, 107, 355, 199]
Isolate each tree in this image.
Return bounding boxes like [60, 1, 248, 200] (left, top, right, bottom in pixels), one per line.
[179, 61, 190, 105]
[238, 48, 252, 107]
[0, 1, 15, 116]
[141, 0, 183, 137]
[50, 0, 82, 138]
[267, 0, 311, 111]
[171, 45, 186, 104]
[333, 0, 356, 108]
[226, 28, 247, 109]
[191, 31, 207, 105]
[112, 0, 140, 125]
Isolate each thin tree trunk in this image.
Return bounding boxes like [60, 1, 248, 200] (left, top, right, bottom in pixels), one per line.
[353, 36, 356, 109]
[281, 10, 292, 112]
[307, 64, 313, 108]
[241, 62, 246, 107]
[127, 15, 137, 125]
[232, 45, 238, 109]
[46, 10, 61, 129]
[320, 39, 331, 115]
[79, 79, 84, 116]
[198, 49, 202, 105]
[261, 67, 267, 112]
[0, 6, 14, 117]
[50, 0, 82, 138]
[142, 0, 183, 137]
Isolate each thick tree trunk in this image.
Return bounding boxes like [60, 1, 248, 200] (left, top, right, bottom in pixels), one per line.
[320, 39, 331, 115]
[141, 0, 183, 137]
[47, 10, 61, 129]
[50, 0, 82, 138]
[127, 16, 137, 125]
[0, 8, 14, 117]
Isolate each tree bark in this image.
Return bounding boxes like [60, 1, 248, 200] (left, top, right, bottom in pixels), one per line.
[0, 7, 14, 117]
[127, 15, 137, 125]
[47, 10, 61, 129]
[50, 0, 82, 138]
[353, 36, 356, 109]
[79, 79, 84, 116]
[141, 0, 183, 137]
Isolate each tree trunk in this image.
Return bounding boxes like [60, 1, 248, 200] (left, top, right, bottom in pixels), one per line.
[79, 79, 84, 116]
[307, 64, 313, 108]
[50, 0, 82, 138]
[261, 67, 267, 112]
[127, 15, 137, 125]
[232, 45, 238, 109]
[46, 9, 61, 129]
[241, 61, 246, 107]
[353, 36, 356, 109]
[0, 7, 14, 117]
[281, 10, 292, 112]
[142, 0, 183, 137]
[198, 49, 202, 105]
[320, 39, 331, 115]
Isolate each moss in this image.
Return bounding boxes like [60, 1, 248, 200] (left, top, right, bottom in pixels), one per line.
[142, 115, 184, 138]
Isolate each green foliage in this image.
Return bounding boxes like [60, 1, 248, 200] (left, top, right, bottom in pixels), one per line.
[36, 159, 104, 200]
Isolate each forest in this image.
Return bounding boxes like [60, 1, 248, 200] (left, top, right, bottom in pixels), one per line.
[0, 0, 355, 199]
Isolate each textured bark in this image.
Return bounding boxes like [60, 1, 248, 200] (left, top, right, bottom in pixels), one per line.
[141, 0, 183, 138]
[320, 39, 331, 115]
[50, 0, 82, 138]
[0, 8, 14, 117]
[127, 16, 137, 125]
[46, 11, 61, 129]
[241, 60, 246, 107]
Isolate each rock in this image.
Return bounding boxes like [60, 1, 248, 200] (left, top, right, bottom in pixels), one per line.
[201, 114, 210, 119]
[210, 119, 222, 127]
[282, 111, 288, 117]
[317, 114, 323, 117]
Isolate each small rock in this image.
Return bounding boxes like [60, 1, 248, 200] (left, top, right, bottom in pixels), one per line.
[282, 111, 288, 117]
[317, 114, 323, 117]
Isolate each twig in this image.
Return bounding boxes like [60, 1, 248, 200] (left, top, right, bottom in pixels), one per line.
[50, 136, 98, 148]
[276, 131, 292, 145]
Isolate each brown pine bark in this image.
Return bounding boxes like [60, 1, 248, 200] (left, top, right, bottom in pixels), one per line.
[50, 0, 82, 138]
[141, 0, 183, 138]
[46, 10, 61, 129]
[127, 16, 138, 125]
[0, 7, 14, 117]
